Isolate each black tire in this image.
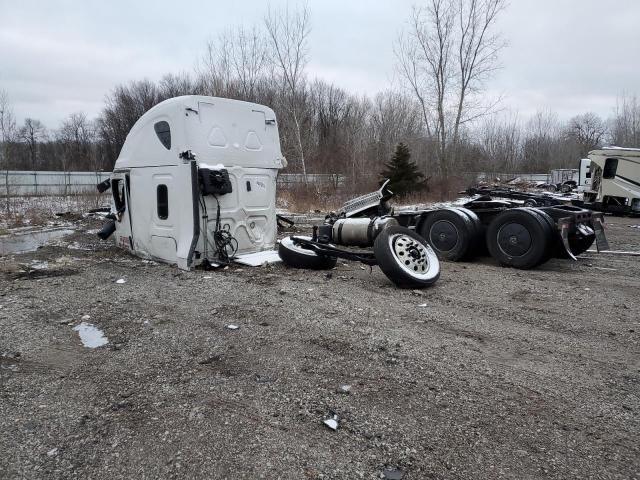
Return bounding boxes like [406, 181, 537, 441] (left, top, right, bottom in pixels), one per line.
[417, 208, 472, 261]
[523, 208, 555, 263]
[450, 207, 484, 258]
[486, 209, 551, 269]
[278, 236, 337, 270]
[373, 226, 440, 289]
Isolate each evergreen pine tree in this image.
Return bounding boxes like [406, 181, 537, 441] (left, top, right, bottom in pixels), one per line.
[379, 143, 426, 197]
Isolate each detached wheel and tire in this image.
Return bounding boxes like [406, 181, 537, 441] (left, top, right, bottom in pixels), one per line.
[486, 208, 552, 269]
[417, 208, 474, 261]
[278, 236, 337, 270]
[374, 226, 440, 289]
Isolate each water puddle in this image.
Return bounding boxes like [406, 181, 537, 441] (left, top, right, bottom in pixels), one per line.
[73, 322, 109, 348]
[0, 229, 74, 255]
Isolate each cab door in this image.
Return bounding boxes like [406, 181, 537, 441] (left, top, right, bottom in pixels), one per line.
[127, 161, 199, 269]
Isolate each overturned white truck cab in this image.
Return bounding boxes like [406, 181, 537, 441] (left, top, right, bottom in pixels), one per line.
[98, 96, 286, 269]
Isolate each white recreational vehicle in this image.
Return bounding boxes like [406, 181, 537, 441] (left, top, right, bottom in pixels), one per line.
[582, 147, 640, 215]
[98, 95, 286, 269]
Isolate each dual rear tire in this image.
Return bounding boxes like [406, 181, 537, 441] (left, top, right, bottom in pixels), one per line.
[486, 208, 553, 269]
[417, 208, 483, 261]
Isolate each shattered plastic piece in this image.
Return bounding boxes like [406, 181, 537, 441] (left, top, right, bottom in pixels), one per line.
[323, 414, 339, 430]
[226, 324, 240, 330]
[47, 448, 58, 457]
[81, 314, 90, 321]
[234, 250, 281, 266]
[115, 278, 126, 284]
[418, 303, 427, 307]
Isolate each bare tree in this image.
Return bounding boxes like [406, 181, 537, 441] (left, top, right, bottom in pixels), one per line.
[0, 89, 17, 213]
[396, 0, 506, 180]
[478, 113, 521, 172]
[566, 112, 607, 156]
[611, 94, 640, 147]
[57, 112, 95, 194]
[19, 118, 47, 171]
[199, 26, 269, 102]
[265, 3, 311, 181]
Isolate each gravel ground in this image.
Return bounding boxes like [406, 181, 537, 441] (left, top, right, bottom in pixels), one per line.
[1, 215, 639, 479]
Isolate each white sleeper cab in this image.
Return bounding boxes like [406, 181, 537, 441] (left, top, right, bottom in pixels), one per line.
[98, 95, 286, 269]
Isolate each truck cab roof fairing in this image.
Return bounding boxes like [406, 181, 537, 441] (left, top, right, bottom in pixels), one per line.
[114, 96, 285, 170]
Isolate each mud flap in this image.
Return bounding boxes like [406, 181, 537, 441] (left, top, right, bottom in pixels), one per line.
[558, 218, 577, 261]
[592, 213, 610, 252]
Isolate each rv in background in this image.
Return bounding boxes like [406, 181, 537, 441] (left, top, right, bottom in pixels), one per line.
[577, 158, 591, 192]
[581, 147, 640, 215]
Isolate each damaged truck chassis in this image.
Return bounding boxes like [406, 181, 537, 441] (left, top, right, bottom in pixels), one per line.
[279, 181, 609, 284]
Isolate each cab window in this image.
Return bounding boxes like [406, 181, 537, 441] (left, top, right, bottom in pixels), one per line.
[157, 185, 169, 219]
[154, 121, 171, 150]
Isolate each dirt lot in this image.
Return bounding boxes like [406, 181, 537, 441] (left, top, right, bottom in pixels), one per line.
[1, 214, 639, 479]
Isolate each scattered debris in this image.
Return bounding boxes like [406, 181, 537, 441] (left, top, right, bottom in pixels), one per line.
[81, 314, 90, 321]
[418, 303, 427, 307]
[115, 278, 126, 284]
[198, 355, 221, 365]
[323, 414, 340, 431]
[234, 250, 281, 266]
[592, 266, 617, 271]
[337, 385, 352, 394]
[628, 225, 640, 229]
[73, 322, 109, 348]
[226, 324, 240, 330]
[46, 448, 58, 457]
[382, 467, 404, 480]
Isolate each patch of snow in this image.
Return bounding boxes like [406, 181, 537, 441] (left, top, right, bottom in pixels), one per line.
[198, 162, 225, 170]
[226, 324, 240, 330]
[73, 322, 109, 348]
[115, 278, 126, 284]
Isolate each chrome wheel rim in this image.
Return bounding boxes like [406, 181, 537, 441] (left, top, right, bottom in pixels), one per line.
[389, 233, 437, 279]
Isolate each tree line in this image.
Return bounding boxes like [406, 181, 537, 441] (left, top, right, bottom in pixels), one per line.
[1, 1, 639, 194]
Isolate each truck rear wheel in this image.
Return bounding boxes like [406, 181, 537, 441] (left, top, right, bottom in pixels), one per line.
[451, 207, 484, 258]
[278, 236, 337, 270]
[486, 209, 551, 269]
[374, 226, 440, 289]
[418, 208, 473, 261]
[523, 208, 556, 263]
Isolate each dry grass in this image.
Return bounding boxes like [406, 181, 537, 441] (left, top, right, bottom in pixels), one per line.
[277, 175, 469, 213]
[0, 193, 110, 229]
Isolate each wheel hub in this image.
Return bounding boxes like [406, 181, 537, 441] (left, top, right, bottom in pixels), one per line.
[497, 223, 532, 257]
[429, 220, 458, 252]
[393, 235, 429, 273]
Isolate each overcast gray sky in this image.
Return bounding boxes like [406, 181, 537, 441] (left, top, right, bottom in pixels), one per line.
[1, 0, 639, 128]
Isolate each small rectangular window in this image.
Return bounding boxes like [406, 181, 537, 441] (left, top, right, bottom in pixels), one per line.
[157, 184, 168, 219]
[603, 158, 618, 179]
